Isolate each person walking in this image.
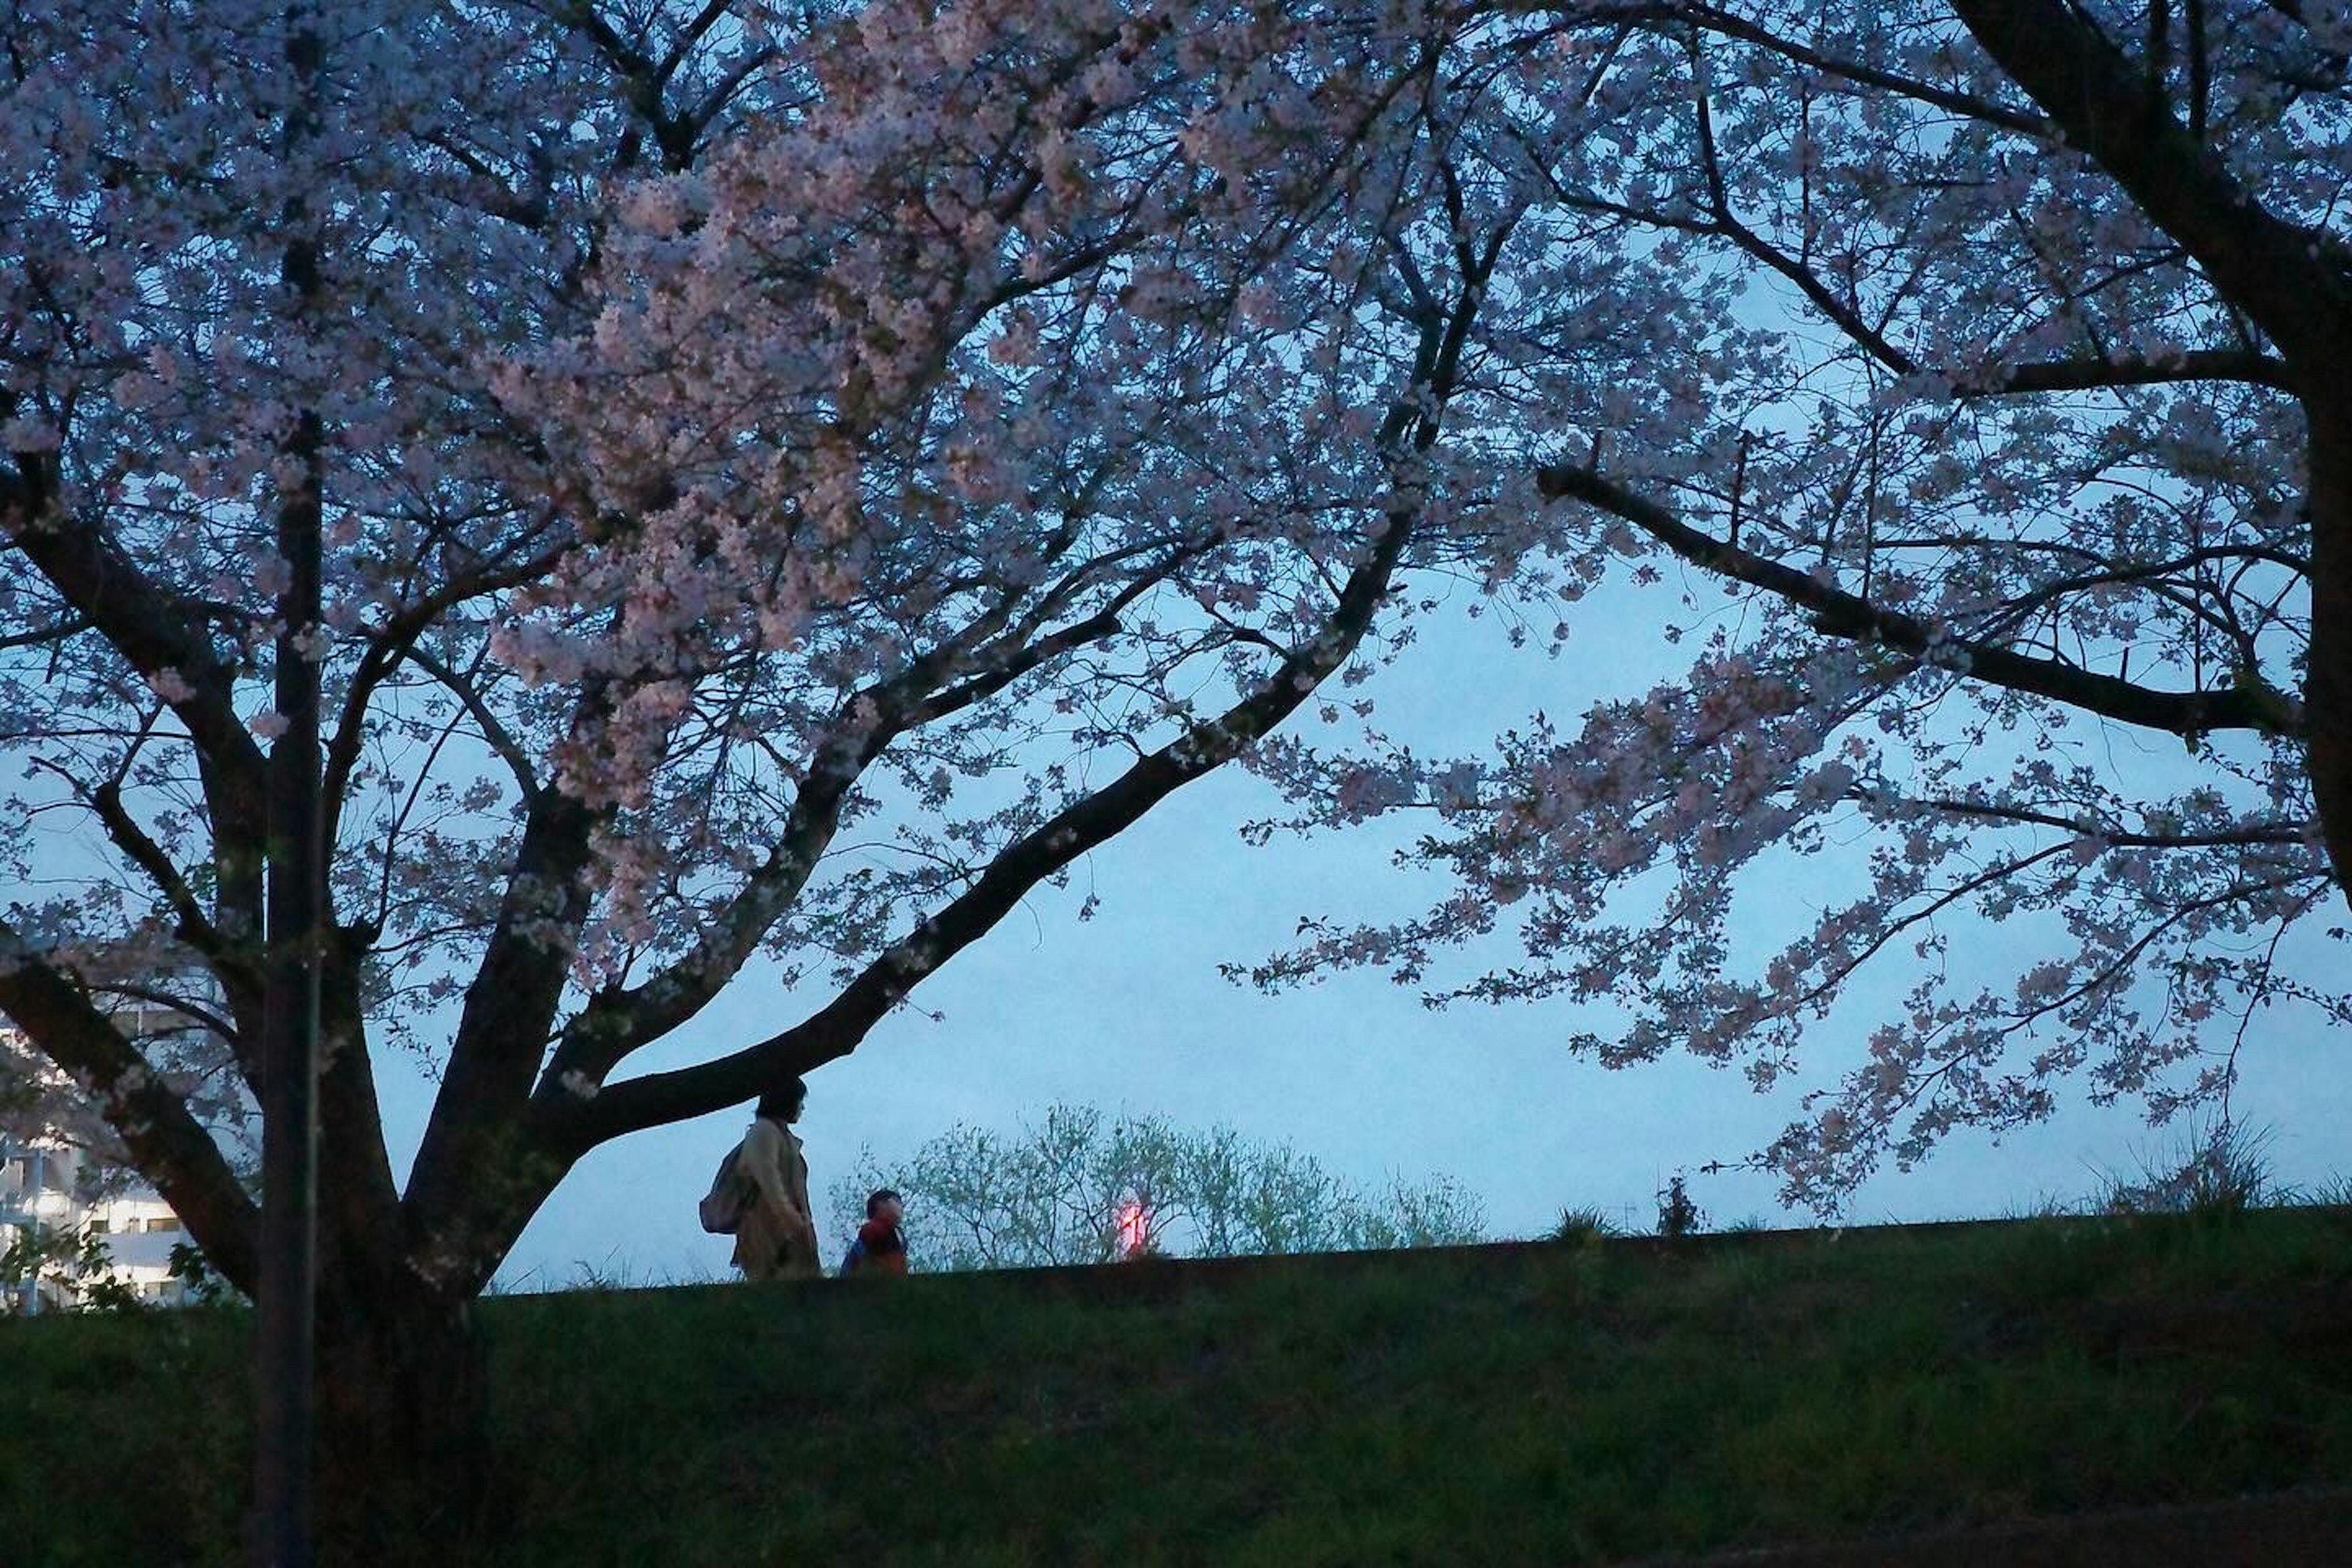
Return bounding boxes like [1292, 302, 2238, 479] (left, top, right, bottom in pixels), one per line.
[731, 1077, 820, 1281]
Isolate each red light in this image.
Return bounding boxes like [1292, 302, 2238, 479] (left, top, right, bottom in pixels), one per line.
[1115, 1199, 1150, 1257]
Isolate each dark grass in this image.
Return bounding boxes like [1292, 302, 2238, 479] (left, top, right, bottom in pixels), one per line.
[7, 1208, 2352, 1565]
[0, 1303, 249, 1566]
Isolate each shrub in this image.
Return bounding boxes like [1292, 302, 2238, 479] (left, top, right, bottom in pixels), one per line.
[1656, 1174, 1705, 1239]
[2097, 1120, 2281, 1225]
[1553, 1205, 1623, 1244]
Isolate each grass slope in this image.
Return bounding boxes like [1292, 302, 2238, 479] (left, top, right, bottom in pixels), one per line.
[6, 1208, 2352, 1565]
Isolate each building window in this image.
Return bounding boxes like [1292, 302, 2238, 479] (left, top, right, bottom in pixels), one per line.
[88, 1217, 111, 1235]
[145, 1215, 183, 1233]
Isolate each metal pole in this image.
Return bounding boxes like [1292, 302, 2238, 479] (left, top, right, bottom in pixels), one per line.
[253, 435, 324, 1566]
[253, 448, 324, 1561]
[253, 9, 324, 1561]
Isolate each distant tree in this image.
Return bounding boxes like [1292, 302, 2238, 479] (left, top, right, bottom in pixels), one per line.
[1654, 1174, 1705, 1240]
[827, 1104, 1485, 1270]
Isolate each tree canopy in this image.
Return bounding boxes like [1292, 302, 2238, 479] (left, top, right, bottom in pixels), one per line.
[1238, 0, 2349, 1207]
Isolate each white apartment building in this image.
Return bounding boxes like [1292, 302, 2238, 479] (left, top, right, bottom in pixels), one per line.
[0, 1138, 191, 1312]
[1, 1001, 224, 1313]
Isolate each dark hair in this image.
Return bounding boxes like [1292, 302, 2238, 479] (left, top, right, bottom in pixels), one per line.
[755, 1076, 807, 1124]
[866, 1187, 900, 1218]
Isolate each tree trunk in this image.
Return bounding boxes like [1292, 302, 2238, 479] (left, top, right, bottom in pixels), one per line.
[2307, 402, 2352, 910]
[308, 1278, 494, 1565]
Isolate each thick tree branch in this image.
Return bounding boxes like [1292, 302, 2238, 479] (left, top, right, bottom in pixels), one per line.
[529, 467, 1192, 1104]
[538, 605, 1133, 1095]
[5, 455, 272, 989]
[540, 219, 1501, 1169]
[1962, 348, 2298, 396]
[546, 515, 1413, 1156]
[1, 469, 268, 802]
[29, 759, 266, 1086]
[1536, 1, 2058, 138]
[1947, 0, 2351, 357]
[1534, 461, 2306, 739]
[315, 935, 402, 1285]
[0, 918, 260, 1291]
[401, 782, 598, 1228]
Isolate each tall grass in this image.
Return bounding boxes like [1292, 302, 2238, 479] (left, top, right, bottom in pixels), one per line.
[2092, 1119, 2286, 1221]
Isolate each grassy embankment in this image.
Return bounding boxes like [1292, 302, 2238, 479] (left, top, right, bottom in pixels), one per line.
[6, 1207, 2352, 1565]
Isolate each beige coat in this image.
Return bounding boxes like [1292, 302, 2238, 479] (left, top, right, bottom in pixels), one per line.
[730, 1117, 819, 1281]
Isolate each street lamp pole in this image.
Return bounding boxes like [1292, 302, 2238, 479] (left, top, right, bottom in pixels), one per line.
[253, 8, 325, 1563]
[253, 424, 325, 1567]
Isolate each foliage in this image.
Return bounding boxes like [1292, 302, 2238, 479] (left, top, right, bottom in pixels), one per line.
[166, 1240, 243, 1307]
[826, 1102, 1485, 1270]
[1655, 1173, 1706, 1239]
[10, 1208, 2352, 1564]
[1552, 1204, 1624, 1243]
[0, 1220, 137, 1314]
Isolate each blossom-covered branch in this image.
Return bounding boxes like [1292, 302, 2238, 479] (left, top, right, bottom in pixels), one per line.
[1536, 461, 2305, 739]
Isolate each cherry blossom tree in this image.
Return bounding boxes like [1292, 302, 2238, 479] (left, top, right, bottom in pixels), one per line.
[26, 1, 2338, 1545]
[0, 0, 1746, 1545]
[1242, 0, 2348, 1208]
